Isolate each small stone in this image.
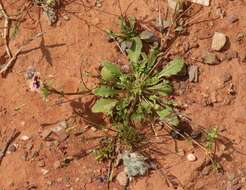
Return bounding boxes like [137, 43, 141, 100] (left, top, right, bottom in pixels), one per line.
[227, 15, 239, 24]
[8, 144, 17, 152]
[191, 130, 202, 139]
[20, 135, 30, 141]
[190, 0, 210, 6]
[25, 66, 36, 79]
[63, 15, 70, 21]
[188, 65, 199, 82]
[53, 160, 61, 169]
[90, 127, 97, 132]
[201, 166, 211, 176]
[203, 51, 220, 65]
[220, 73, 232, 83]
[225, 51, 238, 61]
[235, 32, 244, 42]
[26, 142, 33, 150]
[38, 160, 45, 167]
[41, 169, 49, 175]
[186, 153, 197, 162]
[52, 121, 67, 133]
[116, 171, 128, 186]
[211, 32, 227, 51]
[41, 130, 53, 141]
[46, 180, 53, 186]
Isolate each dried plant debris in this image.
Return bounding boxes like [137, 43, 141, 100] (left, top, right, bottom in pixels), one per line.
[34, 0, 60, 25]
[122, 151, 151, 178]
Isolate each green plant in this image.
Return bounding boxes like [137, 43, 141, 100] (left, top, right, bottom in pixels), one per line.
[94, 137, 115, 161]
[107, 16, 156, 53]
[92, 35, 186, 147]
[206, 128, 218, 150]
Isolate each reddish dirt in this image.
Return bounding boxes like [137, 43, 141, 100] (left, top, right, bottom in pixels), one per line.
[1, 0, 246, 190]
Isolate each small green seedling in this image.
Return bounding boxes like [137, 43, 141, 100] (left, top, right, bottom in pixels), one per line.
[206, 128, 218, 150]
[94, 137, 115, 161]
[107, 16, 157, 53]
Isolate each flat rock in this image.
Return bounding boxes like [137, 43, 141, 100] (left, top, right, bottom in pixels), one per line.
[211, 32, 227, 51]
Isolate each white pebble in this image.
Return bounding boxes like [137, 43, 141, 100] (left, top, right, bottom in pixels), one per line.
[20, 135, 30, 141]
[186, 153, 197, 162]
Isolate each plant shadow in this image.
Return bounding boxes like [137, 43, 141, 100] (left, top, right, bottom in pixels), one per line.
[70, 97, 106, 129]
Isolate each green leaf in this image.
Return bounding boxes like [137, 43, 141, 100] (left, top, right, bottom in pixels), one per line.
[127, 37, 143, 63]
[101, 61, 122, 81]
[92, 99, 118, 115]
[157, 107, 180, 127]
[147, 81, 173, 95]
[158, 58, 185, 78]
[93, 86, 116, 97]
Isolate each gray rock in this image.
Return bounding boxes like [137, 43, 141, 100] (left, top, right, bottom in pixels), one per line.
[188, 65, 199, 82]
[211, 32, 227, 51]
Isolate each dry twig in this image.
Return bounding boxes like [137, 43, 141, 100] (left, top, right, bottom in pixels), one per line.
[0, 0, 12, 58]
[0, 32, 44, 74]
[0, 128, 20, 165]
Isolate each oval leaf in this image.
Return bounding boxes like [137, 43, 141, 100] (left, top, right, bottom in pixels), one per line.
[127, 37, 143, 63]
[101, 61, 122, 81]
[158, 58, 185, 78]
[157, 107, 180, 127]
[92, 99, 118, 115]
[93, 86, 116, 97]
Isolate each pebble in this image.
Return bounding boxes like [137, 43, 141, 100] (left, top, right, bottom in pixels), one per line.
[8, 144, 17, 152]
[53, 160, 61, 169]
[220, 73, 232, 83]
[203, 51, 220, 65]
[52, 121, 67, 133]
[186, 153, 197, 162]
[41, 169, 49, 175]
[227, 15, 239, 24]
[211, 32, 227, 51]
[188, 65, 199, 82]
[38, 160, 45, 167]
[25, 66, 36, 79]
[63, 15, 70, 21]
[116, 171, 128, 186]
[41, 129, 53, 141]
[235, 32, 244, 42]
[190, 0, 210, 6]
[20, 135, 30, 141]
[201, 166, 211, 176]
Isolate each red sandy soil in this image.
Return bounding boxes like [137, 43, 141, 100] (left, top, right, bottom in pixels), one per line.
[1, 0, 246, 190]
